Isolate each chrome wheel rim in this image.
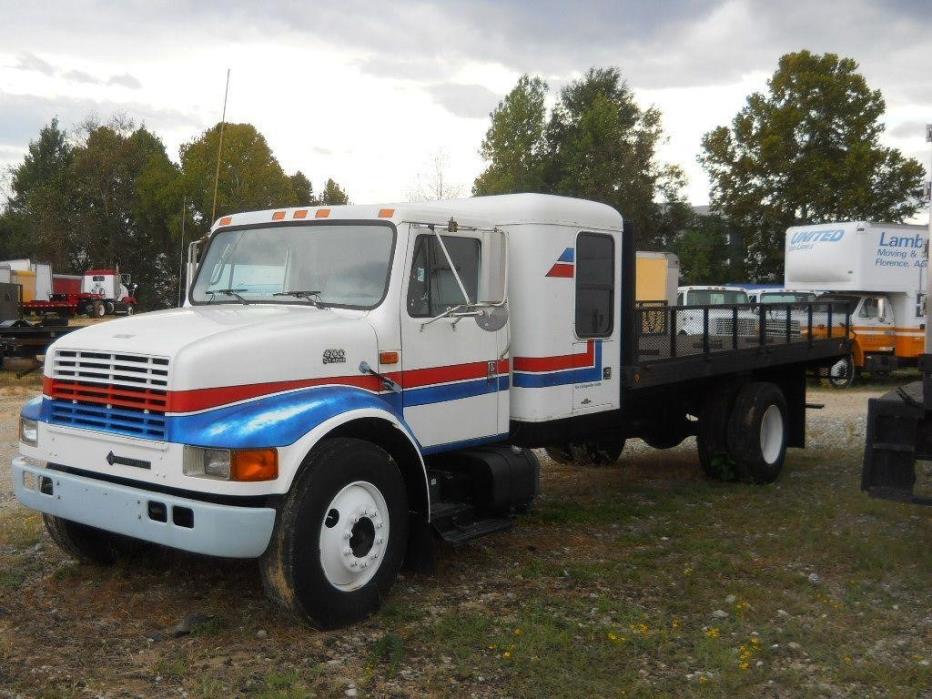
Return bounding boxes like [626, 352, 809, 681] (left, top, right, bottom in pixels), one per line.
[318, 480, 389, 591]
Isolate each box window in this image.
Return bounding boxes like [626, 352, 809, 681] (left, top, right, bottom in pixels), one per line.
[575, 232, 614, 337]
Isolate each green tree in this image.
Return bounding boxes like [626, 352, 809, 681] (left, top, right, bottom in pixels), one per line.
[473, 75, 549, 195]
[474, 68, 690, 249]
[289, 170, 315, 205]
[700, 50, 926, 280]
[1, 118, 77, 268]
[70, 121, 182, 308]
[179, 123, 297, 231]
[672, 213, 737, 285]
[319, 177, 349, 205]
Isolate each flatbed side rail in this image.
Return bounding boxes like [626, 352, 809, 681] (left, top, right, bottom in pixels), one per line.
[632, 300, 851, 365]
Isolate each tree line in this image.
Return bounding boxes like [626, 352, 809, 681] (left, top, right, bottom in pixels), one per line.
[0, 120, 348, 308]
[475, 51, 926, 282]
[0, 50, 926, 308]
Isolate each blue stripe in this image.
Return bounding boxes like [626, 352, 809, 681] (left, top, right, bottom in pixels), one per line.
[558, 247, 575, 263]
[420, 432, 510, 456]
[512, 341, 603, 388]
[40, 373, 513, 448]
[404, 377, 503, 407]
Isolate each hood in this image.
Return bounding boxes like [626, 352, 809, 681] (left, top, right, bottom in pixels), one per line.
[46, 305, 380, 392]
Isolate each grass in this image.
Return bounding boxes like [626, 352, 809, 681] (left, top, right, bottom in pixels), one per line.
[0, 386, 929, 696]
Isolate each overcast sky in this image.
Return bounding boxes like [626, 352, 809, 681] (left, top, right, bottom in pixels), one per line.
[1, 0, 930, 210]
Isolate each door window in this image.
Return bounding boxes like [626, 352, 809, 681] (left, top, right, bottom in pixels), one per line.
[859, 297, 879, 319]
[575, 232, 614, 337]
[407, 235, 481, 317]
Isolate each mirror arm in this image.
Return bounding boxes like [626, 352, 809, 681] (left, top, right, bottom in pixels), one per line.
[432, 226, 471, 305]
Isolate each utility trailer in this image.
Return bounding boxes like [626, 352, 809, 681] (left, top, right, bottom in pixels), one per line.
[12, 194, 849, 628]
[22, 268, 138, 318]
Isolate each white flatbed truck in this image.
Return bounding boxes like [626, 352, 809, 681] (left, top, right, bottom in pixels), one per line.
[12, 194, 850, 627]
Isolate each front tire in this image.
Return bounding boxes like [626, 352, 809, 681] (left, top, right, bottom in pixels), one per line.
[260, 438, 408, 629]
[43, 515, 137, 565]
[828, 354, 855, 389]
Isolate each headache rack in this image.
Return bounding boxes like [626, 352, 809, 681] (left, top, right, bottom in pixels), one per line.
[625, 301, 852, 388]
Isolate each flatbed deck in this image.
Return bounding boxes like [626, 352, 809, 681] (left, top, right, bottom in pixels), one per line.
[624, 302, 851, 389]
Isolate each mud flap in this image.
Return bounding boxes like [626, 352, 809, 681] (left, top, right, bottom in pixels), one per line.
[862, 381, 932, 505]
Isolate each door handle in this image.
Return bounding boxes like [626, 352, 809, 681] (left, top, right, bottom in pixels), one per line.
[487, 360, 497, 383]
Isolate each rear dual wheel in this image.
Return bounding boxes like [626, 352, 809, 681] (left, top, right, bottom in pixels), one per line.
[698, 381, 787, 484]
[545, 437, 625, 466]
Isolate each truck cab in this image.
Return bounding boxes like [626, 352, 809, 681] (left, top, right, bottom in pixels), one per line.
[785, 221, 928, 387]
[675, 285, 758, 336]
[13, 195, 618, 627]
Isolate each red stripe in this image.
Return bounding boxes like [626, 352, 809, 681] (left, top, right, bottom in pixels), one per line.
[546, 263, 574, 278]
[169, 375, 383, 412]
[513, 341, 594, 372]
[46, 358, 516, 414]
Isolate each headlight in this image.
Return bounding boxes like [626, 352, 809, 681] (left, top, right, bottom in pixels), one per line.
[19, 417, 38, 447]
[183, 446, 278, 481]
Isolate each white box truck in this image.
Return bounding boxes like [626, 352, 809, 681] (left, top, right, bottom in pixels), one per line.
[784, 221, 928, 387]
[12, 194, 850, 627]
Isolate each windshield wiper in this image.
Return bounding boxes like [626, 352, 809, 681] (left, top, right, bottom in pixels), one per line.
[273, 290, 327, 307]
[206, 288, 250, 304]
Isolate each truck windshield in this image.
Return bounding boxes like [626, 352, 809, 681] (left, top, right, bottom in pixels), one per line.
[760, 292, 816, 304]
[687, 289, 749, 305]
[191, 223, 394, 308]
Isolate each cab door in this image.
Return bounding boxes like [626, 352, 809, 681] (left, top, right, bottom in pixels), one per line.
[399, 226, 508, 450]
[855, 295, 896, 355]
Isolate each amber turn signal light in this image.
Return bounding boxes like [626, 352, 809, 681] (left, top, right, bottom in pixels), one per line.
[379, 351, 400, 365]
[231, 448, 278, 481]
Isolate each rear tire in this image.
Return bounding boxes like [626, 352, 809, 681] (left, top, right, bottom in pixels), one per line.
[43, 515, 138, 565]
[697, 384, 740, 481]
[104, 301, 115, 315]
[93, 301, 105, 318]
[259, 438, 408, 629]
[726, 382, 788, 484]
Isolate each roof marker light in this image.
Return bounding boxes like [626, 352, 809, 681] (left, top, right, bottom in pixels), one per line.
[316, 209, 331, 219]
[293, 209, 308, 219]
[378, 208, 395, 218]
[272, 211, 286, 220]
[218, 216, 233, 226]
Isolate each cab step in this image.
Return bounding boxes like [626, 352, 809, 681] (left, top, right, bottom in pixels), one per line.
[430, 501, 514, 545]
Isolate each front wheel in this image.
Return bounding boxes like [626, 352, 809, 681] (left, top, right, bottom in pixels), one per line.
[260, 438, 408, 628]
[44, 515, 140, 565]
[828, 354, 856, 389]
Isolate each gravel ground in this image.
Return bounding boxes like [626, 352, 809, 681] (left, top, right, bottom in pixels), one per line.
[0, 384, 38, 511]
[0, 381, 887, 512]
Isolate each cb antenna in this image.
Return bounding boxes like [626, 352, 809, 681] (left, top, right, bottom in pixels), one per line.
[210, 68, 231, 224]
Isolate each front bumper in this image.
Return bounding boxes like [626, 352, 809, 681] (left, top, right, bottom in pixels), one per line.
[12, 457, 277, 558]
